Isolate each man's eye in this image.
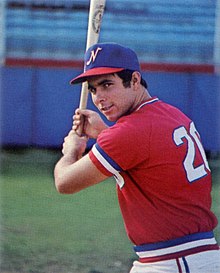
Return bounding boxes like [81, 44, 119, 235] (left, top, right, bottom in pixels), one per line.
[89, 87, 96, 94]
[103, 83, 112, 88]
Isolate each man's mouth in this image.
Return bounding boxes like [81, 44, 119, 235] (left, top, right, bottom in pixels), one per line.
[101, 105, 113, 113]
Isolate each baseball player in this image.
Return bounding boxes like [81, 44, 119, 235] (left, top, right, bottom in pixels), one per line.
[54, 43, 220, 273]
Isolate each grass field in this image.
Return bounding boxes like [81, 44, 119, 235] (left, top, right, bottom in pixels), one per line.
[0, 148, 219, 273]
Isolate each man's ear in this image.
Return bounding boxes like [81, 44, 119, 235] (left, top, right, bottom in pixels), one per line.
[131, 71, 141, 88]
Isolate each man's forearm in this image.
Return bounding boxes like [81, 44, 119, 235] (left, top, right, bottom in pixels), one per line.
[54, 154, 79, 194]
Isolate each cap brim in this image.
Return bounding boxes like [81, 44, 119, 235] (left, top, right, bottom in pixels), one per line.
[70, 67, 124, 85]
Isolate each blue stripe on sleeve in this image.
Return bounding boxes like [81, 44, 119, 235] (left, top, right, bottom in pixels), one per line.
[95, 143, 123, 172]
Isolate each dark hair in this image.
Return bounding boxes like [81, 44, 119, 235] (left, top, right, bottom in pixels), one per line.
[116, 69, 148, 89]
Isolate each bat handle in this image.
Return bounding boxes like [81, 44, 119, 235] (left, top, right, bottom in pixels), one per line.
[76, 82, 89, 136]
[76, 116, 85, 136]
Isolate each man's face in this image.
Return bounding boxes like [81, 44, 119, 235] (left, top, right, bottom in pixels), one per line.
[88, 74, 136, 122]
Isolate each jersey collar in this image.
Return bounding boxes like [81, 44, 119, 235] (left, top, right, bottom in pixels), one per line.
[136, 97, 159, 111]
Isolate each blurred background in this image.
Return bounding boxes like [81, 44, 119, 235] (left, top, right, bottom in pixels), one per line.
[0, 1, 220, 273]
[0, 0, 220, 152]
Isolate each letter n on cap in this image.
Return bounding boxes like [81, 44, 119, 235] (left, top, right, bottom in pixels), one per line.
[86, 47, 102, 66]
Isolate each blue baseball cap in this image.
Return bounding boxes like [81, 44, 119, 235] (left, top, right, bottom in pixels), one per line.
[70, 42, 141, 84]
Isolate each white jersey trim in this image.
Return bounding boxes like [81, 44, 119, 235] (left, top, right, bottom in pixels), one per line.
[136, 237, 217, 259]
[92, 145, 125, 188]
[136, 97, 159, 111]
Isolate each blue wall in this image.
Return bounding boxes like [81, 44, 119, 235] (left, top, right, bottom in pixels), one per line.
[1, 66, 220, 152]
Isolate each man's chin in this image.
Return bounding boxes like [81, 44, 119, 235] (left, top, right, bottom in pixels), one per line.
[105, 114, 117, 122]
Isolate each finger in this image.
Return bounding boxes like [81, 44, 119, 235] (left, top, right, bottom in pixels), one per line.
[73, 119, 81, 127]
[75, 108, 80, 115]
[73, 113, 81, 123]
[76, 108, 92, 117]
[72, 117, 82, 132]
[72, 124, 77, 131]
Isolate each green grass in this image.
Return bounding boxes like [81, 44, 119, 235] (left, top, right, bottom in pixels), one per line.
[0, 148, 133, 273]
[0, 148, 219, 273]
[210, 158, 220, 241]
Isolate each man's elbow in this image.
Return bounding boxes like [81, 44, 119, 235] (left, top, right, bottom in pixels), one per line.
[55, 178, 81, 194]
[55, 180, 68, 194]
[54, 168, 74, 194]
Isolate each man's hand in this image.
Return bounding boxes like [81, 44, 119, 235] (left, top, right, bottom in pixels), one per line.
[62, 130, 88, 161]
[54, 128, 108, 195]
[73, 109, 108, 139]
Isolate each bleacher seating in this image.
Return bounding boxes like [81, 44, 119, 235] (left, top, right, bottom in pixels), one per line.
[5, 0, 217, 64]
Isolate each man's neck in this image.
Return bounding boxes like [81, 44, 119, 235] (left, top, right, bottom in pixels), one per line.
[130, 88, 152, 113]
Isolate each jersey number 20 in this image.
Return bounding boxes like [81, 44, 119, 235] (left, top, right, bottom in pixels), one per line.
[173, 122, 210, 183]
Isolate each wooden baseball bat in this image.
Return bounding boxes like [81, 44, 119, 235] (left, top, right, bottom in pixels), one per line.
[78, 0, 106, 135]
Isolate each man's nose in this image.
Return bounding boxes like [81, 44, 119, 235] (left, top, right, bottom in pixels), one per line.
[95, 89, 106, 103]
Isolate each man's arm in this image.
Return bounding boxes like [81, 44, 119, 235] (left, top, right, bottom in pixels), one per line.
[54, 130, 109, 194]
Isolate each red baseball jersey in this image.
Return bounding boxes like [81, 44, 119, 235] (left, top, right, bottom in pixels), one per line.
[89, 97, 218, 246]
